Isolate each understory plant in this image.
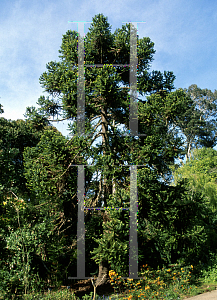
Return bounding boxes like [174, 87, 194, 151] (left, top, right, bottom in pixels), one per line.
[109, 262, 198, 299]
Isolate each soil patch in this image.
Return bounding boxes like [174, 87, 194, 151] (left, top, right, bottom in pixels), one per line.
[70, 278, 115, 298]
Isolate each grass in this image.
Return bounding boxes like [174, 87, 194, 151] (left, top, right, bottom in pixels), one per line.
[2, 258, 217, 300]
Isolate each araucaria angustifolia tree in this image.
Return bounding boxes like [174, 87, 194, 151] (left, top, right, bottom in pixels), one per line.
[22, 13, 217, 289]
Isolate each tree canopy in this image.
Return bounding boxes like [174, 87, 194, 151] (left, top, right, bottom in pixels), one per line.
[172, 147, 217, 211]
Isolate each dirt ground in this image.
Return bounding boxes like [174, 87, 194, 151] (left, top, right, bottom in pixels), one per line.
[70, 277, 116, 298]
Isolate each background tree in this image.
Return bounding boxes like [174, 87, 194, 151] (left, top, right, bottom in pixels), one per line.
[0, 104, 4, 114]
[185, 84, 217, 149]
[0, 116, 51, 297]
[170, 84, 217, 163]
[0, 114, 52, 213]
[172, 147, 217, 211]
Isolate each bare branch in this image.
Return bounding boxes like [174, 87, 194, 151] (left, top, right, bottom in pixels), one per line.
[49, 117, 71, 122]
[177, 156, 185, 166]
[91, 119, 102, 133]
[88, 175, 103, 208]
[58, 223, 73, 235]
[90, 115, 101, 122]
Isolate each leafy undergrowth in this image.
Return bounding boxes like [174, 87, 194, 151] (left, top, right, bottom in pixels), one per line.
[109, 263, 197, 300]
[107, 258, 217, 300]
[2, 259, 217, 300]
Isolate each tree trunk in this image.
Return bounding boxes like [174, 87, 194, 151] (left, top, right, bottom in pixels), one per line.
[94, 102, 111, 287]
[95, 260, 110, 287]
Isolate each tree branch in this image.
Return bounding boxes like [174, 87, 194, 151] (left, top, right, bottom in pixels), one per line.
[49, 117, 71, 122]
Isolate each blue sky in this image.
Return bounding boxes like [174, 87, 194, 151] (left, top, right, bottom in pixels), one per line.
[1, 0, 217, 138]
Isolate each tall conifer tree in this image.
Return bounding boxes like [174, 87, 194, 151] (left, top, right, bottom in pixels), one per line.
[24, 13, 208, 286]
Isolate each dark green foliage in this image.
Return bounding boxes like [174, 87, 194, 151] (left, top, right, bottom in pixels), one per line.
[0, 104, 4, 114]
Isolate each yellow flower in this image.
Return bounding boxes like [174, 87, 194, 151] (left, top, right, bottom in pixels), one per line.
[191, 265, 193, 269]
[3, 201, 7, 205]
